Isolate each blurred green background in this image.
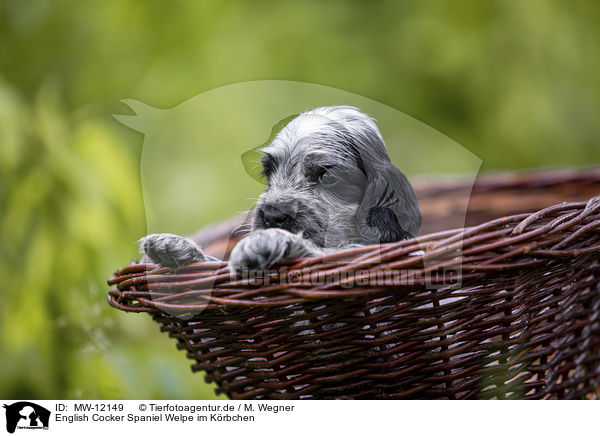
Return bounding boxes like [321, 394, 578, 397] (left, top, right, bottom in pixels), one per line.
[1, 0, 599, 399]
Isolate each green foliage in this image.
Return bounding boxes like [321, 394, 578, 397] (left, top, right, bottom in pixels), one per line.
[0, 0, 598, 399]
[0, 81, 221, 399]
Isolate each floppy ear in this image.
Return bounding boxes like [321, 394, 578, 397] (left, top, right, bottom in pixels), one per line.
[355, 164, 421, 244]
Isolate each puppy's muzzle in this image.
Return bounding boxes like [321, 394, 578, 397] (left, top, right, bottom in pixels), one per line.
[258, 204, 296, 229]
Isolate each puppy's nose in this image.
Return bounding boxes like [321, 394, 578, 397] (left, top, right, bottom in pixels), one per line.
[261, 205, 293, 228]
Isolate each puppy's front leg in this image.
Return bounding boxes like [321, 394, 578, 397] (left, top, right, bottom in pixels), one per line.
[139, 233, 217, 267]
[229, 228, 321, 274]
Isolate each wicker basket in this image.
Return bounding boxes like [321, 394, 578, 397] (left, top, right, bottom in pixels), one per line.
[108, 168, 600, 399]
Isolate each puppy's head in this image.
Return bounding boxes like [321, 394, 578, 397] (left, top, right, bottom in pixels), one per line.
[252, 106, 421, 247]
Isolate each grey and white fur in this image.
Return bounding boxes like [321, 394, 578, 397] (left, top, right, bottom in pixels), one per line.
[139, 105, 421, 274]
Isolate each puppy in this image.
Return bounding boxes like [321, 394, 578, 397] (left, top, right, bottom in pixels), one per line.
[139, 106, 421, 273]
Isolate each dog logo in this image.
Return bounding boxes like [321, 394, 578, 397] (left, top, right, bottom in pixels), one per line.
[3, 402, 50, 433]
[114, 81, 482, 303]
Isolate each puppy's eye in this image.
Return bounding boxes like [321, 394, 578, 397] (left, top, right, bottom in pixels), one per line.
[318, 170, 337, 186]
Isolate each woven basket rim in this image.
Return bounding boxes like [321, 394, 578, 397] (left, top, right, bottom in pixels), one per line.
[106, 167, 600, 400]
[108, 167, 600, 314]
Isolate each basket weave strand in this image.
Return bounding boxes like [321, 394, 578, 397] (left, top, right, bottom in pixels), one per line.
[108, 168, 600, 399]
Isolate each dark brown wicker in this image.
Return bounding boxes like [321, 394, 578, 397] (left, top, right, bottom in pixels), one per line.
[108, 167, 600, 399]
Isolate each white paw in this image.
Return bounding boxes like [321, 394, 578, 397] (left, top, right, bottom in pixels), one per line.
[139, 233, 207, 267]
[228, 228, 317, 274]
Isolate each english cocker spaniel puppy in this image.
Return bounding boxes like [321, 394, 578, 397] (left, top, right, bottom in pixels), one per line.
[139, 105, 421, 273]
